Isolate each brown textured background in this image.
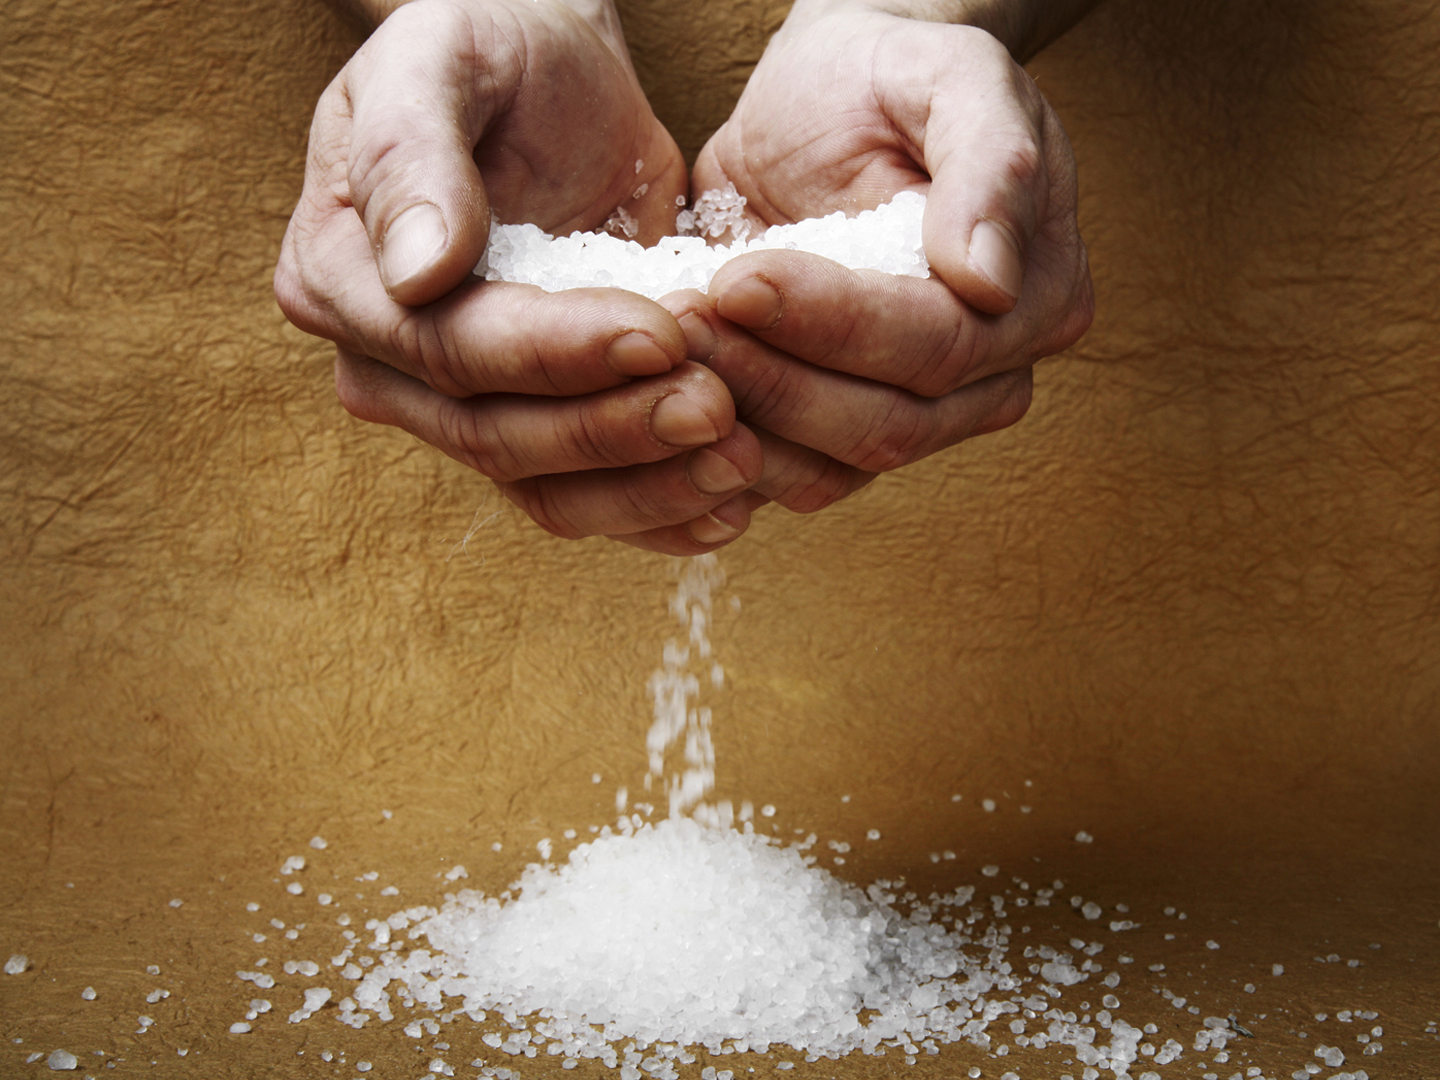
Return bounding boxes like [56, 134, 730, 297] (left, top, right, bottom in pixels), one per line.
[2, 0, 1438, 1076]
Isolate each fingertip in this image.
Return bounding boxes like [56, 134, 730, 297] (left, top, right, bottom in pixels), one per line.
[687, 494, 752, 547]
[379, 202, 450, 301]
[967, 218, 1024, 312]
[714, 275, 783, 331]
[606, 331, 676, 378]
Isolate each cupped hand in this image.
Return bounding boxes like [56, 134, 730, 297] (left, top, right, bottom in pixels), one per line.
[674, 0, 1095, 513]
[275, 0, 760, 553]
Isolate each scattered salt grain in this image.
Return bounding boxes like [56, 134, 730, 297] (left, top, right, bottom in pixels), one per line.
[983, 799, 997, 812]
[229, 1022, 251, 1034]
[4, 954, 28, 974]
[246, 902, 260, 912]
[45, 1050, 78, 1071]
[287, 883, 304, 896]
[380, 886, 399, 897]
[145, 965, 160, 975]
[281, 856, 305, 875]
[80, 987, 96, 1000]
[1075, 832, 1094, 844]
[1272, 964, 1285, 976]
[310, 836, 328, 850]
[168, 898, 183, 908]
[866, 829, 881, 841]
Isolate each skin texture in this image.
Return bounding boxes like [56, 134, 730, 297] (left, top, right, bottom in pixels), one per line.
[675, 1, 1095, 511]
[278, 0, 1097, 550]
[277, 0, 763, 554]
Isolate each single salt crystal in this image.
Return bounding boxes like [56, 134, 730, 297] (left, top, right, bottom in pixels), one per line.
[444, 866, 468, 882]
[866, 829, 882, 841]
[318, 893, 333, 905]
[379, 885, 399, 897]
[45, 1049, 78, 1071]
[168, 898, 183, 908]
[1206, 940, 1220, 950]
[1075, 831, 1094, 843]
[310, 836, 328, 850]
[80, 987, 96, 1000]
[229, 1022, 251, 1034]
[246, 902, 260, 912]
[982, 798, 997, 811]
[281, 856, 305, 875]
[760, 805, 776, 818]
[357, 1063, 372, 1073]
[1082, 902, 1103, 921]
[4, 954, 28, 974]
[145, 965, 160, 975]
[1272, 964, 1285, 976]
[982, 865, 1000, 877]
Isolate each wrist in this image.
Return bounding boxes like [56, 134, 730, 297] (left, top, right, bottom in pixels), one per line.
[783, 0, 1099, 63]
[326, 0, 630, 54]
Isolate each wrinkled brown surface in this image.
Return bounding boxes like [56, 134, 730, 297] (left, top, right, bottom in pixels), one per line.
[2, 0, 1438, 1076]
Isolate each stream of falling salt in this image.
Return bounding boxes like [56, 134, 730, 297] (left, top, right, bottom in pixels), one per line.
[642, 554, 732, 824]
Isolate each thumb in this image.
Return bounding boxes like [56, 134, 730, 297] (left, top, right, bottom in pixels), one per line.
[911, 35, 1055, 315]
[345, 2, 497, 306]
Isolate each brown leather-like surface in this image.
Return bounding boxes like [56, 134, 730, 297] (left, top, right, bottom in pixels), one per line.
[2, 0, 1437, 1076]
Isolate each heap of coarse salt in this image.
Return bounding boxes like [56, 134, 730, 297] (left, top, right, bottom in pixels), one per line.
[477, 188, 929, 300]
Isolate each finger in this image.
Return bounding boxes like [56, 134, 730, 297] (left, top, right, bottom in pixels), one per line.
[334, 351, 739, 480]
[496, 425, 764, 540]
[609, 493, 758, 555]
[749, 428, 877, 514]
[343, 1, 503, 306]
[677, 308, 1035, 473]
[286, 178, 686, 398]
[702, 253, 1041, 397]
[899, 30, 1058, 315]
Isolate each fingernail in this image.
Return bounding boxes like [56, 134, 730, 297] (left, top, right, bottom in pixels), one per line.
[678, 312, 717, 362]
[380, 203, 448, 295]
[650, 393, 718, 448]
[689, 512, 740, 545]
[716, 277, 782, 330]
[969, 219, 1023, 302]
[607, 332, 673, 377]
[687, 448, 747, 495]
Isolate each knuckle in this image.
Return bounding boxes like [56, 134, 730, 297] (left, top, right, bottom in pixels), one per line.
[565, 409, 630, 469]
[846, 403, 934, 473]
[505, 480, 587, 542]
[909, 316, 976, 397]
[438, 405, 521, 482]
[772, 458, 870, 515]
[386, 309, 472, 395]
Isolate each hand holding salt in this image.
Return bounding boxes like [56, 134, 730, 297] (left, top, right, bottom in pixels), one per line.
[275, 0, 759, 555]
[669, 0, 1096, 514]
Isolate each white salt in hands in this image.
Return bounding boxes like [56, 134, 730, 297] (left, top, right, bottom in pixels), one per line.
[277, 0, 1097, 553]
[672, 0, 1096, 512]
[275, 0, 761, 554]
